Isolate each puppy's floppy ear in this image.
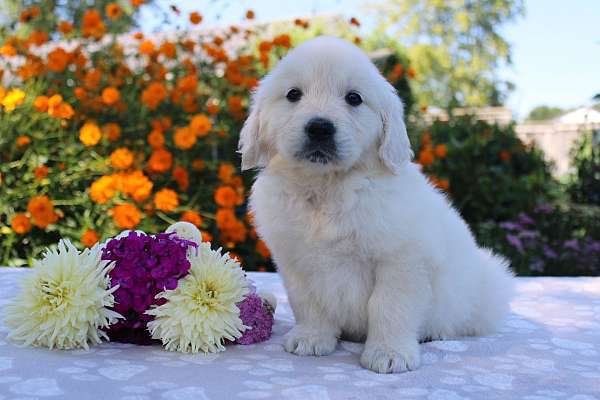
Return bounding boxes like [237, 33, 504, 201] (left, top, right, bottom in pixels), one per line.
[238, 87, 268, 171]
[378, 82, 413, 173]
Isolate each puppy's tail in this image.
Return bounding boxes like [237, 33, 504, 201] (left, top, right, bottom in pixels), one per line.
[470, 248, 515, 335]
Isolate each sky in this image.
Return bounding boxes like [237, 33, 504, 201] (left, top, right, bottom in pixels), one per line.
[147, 0, 600, 120]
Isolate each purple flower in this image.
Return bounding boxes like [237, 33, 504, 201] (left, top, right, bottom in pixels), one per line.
[535, 203, 554, 214]
[101, 231, 197, 344]
[235, 293, 275, 345]
[563, 239, 580, 251]
[506, 234, 524, 253]
[500, 222, 522, 231]
[543, 245, 558, 259]
[518, 213, 535, 225]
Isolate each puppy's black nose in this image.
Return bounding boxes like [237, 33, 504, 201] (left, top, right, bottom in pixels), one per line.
[305, 117, 335, 140]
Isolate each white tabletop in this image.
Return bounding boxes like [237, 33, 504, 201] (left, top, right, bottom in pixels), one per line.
[1, 269, 599, 399]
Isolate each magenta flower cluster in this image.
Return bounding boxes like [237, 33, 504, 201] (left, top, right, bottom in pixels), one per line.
[101, 231, 196, 344]
[235, 292, 275, 345]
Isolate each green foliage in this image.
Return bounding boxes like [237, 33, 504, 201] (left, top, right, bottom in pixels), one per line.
[568, 129, 600, 206]
[413, 116, 555, 227]
[526, 105, 564, 121]
[374, 0, 523, 109]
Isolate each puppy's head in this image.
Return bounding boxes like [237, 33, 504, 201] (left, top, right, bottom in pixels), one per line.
[239, 36, 412, 174]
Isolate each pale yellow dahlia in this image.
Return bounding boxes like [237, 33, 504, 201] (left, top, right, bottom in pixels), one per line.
[4, 240, 122, 350]
[146, 242, 249, 353]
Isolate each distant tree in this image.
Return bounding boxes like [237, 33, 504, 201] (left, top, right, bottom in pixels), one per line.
[526, 105, 564, 121]
[373, 0, 524, 109]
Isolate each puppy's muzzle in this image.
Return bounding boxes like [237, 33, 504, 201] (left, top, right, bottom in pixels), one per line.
[299, 117, 337, 164]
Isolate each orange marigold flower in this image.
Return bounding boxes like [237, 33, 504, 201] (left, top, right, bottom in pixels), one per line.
[172, 165, 189, 191]
[434, 144, 447, 158]
[418, 147, 434, 166]
[177, 75, 197, 92]
[81, 229, 100, 247]
[173, 126, 196, 150]
[102, 87, 120, 105]
[16, 135, 31, 147]
[437, 178, 450, 191]
[206, 99, 220, 115]
[214, 186, 239, 208]
[84, 69, 102, 90]
[147, 129, 165, 148]
[112, 203, 142, 229]
[218, 163, 235, 184]
[191, 159, 205, 170]
[79, 122, 102, 146]
[34, 95, 49, 112]
[147, 148, 173, 173]
[216, 208, 237, 229]
[201, 230, 213, 243]
[258, 41, 272, 53]
[189, 11, 202, 25]
[220, 221, 247, 244]
[407, 66, 416, 79]
[28, 30, 48, 47]
[499, 150, 512, 162]
[103, 122, 121, 141]
[189, 114, 212, 137]
[11, 214, 32, 235]
[180, 210, 202, 227]
[154, 188, 179, 212]
[0, 44, 17, 57]
[34, 165, 49, 180]
[131, 0, 145, 7]
[27, 195, 59, 229]
[51, 102, 74, 119]
[227, 95, 243, 114]
[82, 9, 106, 39]
[110, 147, 134, 170]
[273, 34, 291, 48]
[46, 94, 62, 114]
[74, 86, 87, 100]
[47, 47, 70, 72]
[139, 40, 155, 55]
[58, 21, 74, 34]
[141, 81, 167, 109]
[421, 131, 432, 145]
[256, 239, 271, 259]
[159, 41, 177, 58]
[246, 10, 255, 19]
[105, 3, 122, 19]
[114, 170, 153, 202]
[90, 175, 116, 204]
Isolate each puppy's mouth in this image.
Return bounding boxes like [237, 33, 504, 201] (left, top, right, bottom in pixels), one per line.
[296, 145, 337, 165]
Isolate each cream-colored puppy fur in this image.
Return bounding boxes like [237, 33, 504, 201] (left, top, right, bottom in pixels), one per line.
[239, 36, 514, 373]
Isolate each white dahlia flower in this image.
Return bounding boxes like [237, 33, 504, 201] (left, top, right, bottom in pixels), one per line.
[146, 242, 249, 353]
[4, 239, 122, 350]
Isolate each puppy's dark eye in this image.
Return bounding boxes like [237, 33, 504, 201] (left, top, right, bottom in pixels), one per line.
[286, 88, 302, 102]
[345, 91, 362, 106]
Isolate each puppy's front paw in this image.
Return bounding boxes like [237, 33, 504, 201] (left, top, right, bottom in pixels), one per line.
[283, 326, 338, 356]
[360, 342, 420, 374]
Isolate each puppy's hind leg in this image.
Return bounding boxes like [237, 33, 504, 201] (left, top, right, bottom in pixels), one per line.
[361, 257, 431, 373]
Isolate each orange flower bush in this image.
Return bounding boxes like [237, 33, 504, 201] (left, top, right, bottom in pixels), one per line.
[0, 2, 411, 269]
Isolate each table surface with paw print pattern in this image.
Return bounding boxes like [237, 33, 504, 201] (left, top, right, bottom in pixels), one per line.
[1, 268, 599, 400]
